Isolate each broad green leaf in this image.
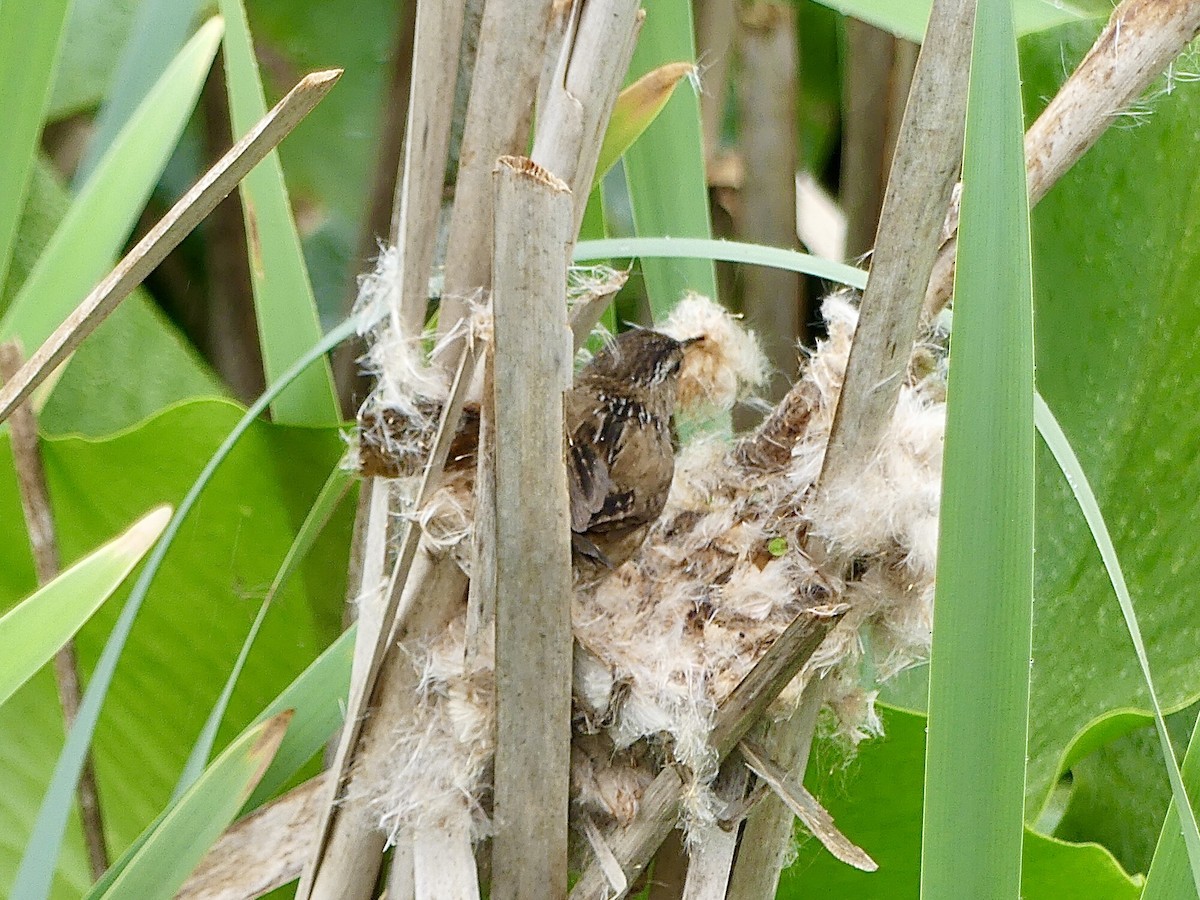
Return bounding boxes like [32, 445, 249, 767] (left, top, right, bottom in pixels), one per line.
[0, 401, 352, 897]
[9, 316, 360, 897]
[1036, 395, 1200, 891]
[175, 463, 353, 796]
[0, 0, 71, 294]
[0, 18, 222, 352]
[0, 507, 169, 707]
[216, 0, 339, 426]
[1017, 21, 1200, 823]
[922, 0, 1034, 897]
[779, 706, 1141, 899]
[93, 711, 291, 900]
[595, 63, 693, 185]
[621, 0, 717, 318]
[811, 0, 1104, 44]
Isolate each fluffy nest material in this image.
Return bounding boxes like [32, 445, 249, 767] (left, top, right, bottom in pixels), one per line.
[351, 253, 947, 846]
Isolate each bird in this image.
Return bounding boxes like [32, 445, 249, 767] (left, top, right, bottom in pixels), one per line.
[566, 328, 701, 585]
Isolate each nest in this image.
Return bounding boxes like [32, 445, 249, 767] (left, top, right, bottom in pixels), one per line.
[349, 252, 946, 850]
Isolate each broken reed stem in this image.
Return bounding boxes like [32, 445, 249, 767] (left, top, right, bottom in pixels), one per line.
[530, 0, 642, 235]
[815, 0, 972, 498]
[178, 774, 328, 899]
[0, 342, 109, 880]
[391, 0, 468, 339]
[569, 607, 842, 899]
[436, 0, 558, 353]
[490, 155, 574, 900]
[923, 0, 1200, 316]
[0, 69, 342, 425]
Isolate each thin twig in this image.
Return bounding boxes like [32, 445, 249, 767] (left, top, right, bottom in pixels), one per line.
[0, 69, 342, 425]
[0, 342, 109, 880]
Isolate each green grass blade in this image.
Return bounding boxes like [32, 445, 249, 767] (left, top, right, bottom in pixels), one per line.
[0, 506, 169, 706]
[241, 623, 356, 812]
[920, 0, 1035, 897]
[0, 17, 222, 350]
[0, 0, 71, 297]
[74, 0, 204, 186]
[1143, 710, 1200, 899]
[620, 0, 716, 317]
[93, 711, 291, 900]
[172, 463, 354, 797]
[11, 310, 371, 900]
[216, 0, 339, 426]
[1036, 393, 1200, 896]
[810, 0, 1101, 44]
[574, 237, 868, 290]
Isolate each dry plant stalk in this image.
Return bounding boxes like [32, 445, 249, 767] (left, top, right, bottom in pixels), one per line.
[923, 0, 1200, 315]
[0, 70, 342, 424]
[0, 343, 108, 879]
[489, 156, 574, 898]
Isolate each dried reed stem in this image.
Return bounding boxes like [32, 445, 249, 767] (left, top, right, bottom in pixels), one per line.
[0, 342, 109, 879]
[0, 70, 342, 425]
[923, 0, 1200, 316]
[489, 155, 574, 899]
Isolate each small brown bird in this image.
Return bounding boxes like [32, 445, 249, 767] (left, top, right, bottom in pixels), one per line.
[567, 329, 700, 583]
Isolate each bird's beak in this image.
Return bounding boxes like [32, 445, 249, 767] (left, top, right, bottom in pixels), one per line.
[681, 335, 707, 348]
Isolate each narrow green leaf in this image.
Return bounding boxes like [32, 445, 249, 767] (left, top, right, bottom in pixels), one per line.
[93, 711, 292, 900]
[74, 0, 205, 185]
[595, 62, 693, 186]
[1037, 394, 1200, 897]
[574, 237, 868, 290]
[11, 310, 371, 900]
[621, 0, 717, 318]
[921, 0, 1035, 897]
[216, 0, 339, 426]
[173, 463, 353, 797]
[1144, 710, 1200, 899]
[0, 506, 169, 707]
[0, 0, 72, 295]
[0, 17, 222, 351]
[242, 623, 356, 812]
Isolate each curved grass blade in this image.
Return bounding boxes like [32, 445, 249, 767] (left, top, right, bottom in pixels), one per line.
[173, 463, 354, 797]
[574, 237, 868, 289]
[0, 0, 71, 296]
[920, 0, 1035, 896]
[11, 310, 374, 900]
[0, 18, 223, 350]
[0, 506, 170, 706]
[91, 711, 292, 900]
[1035, 393, 1200, 896]
[215, 0, 339, 426]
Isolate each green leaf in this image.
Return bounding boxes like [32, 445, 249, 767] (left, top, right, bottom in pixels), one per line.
[174, 463, 353, 797]
[0, 17, 222, 352]
[0, 0, 71, 294]
[780, 706, 1141, 899]
[1144, 709, 1200, 899]
[0, 507, 169, 707]
[620, 0, 717, 318]
[921, 0, 1034, 897]
[92, 711, 291, 900]
[7, 315, 361, 899]
[1036, 395, 1200, 892]
[215, 0, 339, 426]
[810, 0, 1103, 44]
[1017, 20, 1200, 825]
